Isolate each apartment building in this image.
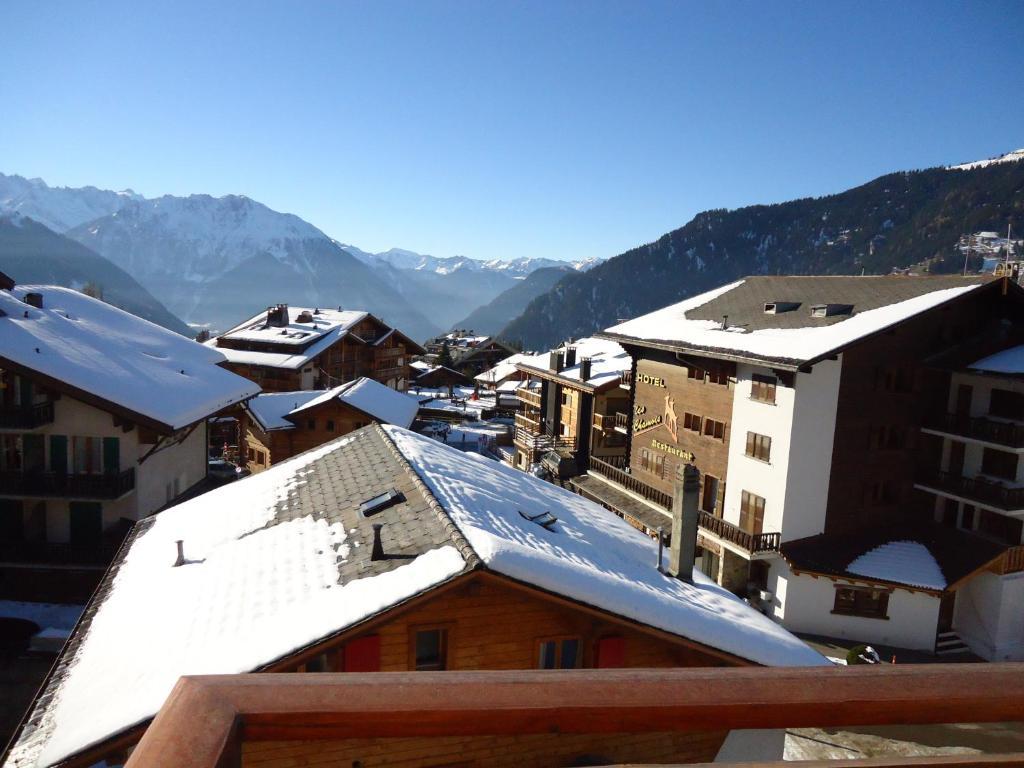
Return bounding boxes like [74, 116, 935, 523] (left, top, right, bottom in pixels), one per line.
[4, 425, 822, 768]
[424, 331, 516, 377]
[209, 304, 424, 392]
[574, 274, 1024, 658]
[0, 280, 258, 600]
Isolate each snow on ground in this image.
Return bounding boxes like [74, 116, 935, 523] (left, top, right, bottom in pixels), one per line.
[411, 386, 496, 418]
[970, 344, 1024, 375]
[846, 541, 946, 590]
[31, 436, 467, 768]
[0, 286, 259, 429]
[606, 282, 981, 364]
[385, 426, 827, 668]
[0, 602, 83, 631]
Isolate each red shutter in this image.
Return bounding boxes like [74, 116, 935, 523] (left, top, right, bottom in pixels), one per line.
[595, 636, 625, 668]
[342, 635, 381, 672]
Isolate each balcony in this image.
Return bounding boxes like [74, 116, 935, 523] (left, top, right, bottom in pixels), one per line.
[375, 346, 404, 360]
[699, 509, 781, 554]
[589, 455, 673, 510]
[0, 401, 55, 430]
[514, 412, 540, 433]
[126, 665, 1024, 768]
[513, 428, 575, 454]
[620, 369, 633, 388]
[1000, 545, 1024, 574]
[923, 412, 1024, 449]
[0, 468, 136, 499]
[517, 387, 542, 408]
[916, 470, 1024, 512]
[614, 410, 629, 432]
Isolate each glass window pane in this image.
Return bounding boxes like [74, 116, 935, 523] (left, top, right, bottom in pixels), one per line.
[538, 640, 556, 669]
[560, 639, 579, 669]
[415, 629, 444, 670]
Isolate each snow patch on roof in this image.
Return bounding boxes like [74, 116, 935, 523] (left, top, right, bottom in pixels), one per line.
[0, 286, 259, 429]
[969, 344, 1024, 375]
[291, 378, 419, 428]
[475, 353, 533, 385]
[385, 426, 826, 667]
[606, 281, 980, 364]
[246, 390, 325, 431]
[847, 540, 947, 590]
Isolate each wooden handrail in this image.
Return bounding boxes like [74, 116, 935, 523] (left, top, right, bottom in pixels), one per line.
[126, 665, 1024, 768]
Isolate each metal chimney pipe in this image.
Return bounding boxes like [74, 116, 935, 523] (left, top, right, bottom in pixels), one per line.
[668, 463, 701, 582]
[564, 346, 577, 368]
[371, 523, 386, 561]
[656, 526, 665, 573]
[173, 540, 186, 567]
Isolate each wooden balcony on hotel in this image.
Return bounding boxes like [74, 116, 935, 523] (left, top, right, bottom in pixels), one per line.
[923, 412, 1024, 449]
[916, 470, 1024, 512]
[514, 412, 540, 433]
[0, 468, 136, 500]
[126, 665, 1024, 768]
[0, 401, 55, 430]
[517, 387, 542, 408]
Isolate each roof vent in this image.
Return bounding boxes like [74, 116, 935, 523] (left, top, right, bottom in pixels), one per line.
[296, 310, 314, 323]
[764, 301, 800, 314]
[519, 509, 558, 531]
[360, 489, 404, 517]
[173, 540, 186, 567]
[23, 292, 43, 309]
[810, 303, 854, 318]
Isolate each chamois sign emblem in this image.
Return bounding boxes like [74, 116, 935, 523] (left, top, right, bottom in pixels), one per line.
[664, 394, 678, 442]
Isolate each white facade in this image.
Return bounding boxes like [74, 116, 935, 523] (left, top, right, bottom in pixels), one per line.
[954, 569, 1024, 660]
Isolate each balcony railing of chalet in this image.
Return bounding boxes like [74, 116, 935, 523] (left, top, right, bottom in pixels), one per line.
[514, 412, 540, 433]
[620, 369, 633, 388]
[0, 401, 55, 430]
[517, 388, 542, 408]
[0, 468, 136, 499]
[924, 412, 1024, 448]
[614, 411, 629, 431]
[513, 428, 575, 453]
[918, 470, 1024, 511]
[587, 457, 780, 554]
[374, 346, 405, 360]
[699, 509, 781, 554]
[126, 665, 1024, 768]
[0, 539, 121, 566]
[1000, 545, 1024, 574]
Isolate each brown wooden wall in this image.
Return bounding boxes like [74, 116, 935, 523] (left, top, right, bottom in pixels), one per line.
[242, 729, 727, 768]
[629, 355, 734, 512]
[245, 402, 378, 472]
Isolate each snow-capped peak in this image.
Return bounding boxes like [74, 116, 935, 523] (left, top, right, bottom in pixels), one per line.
[947, 148, 1024, 171]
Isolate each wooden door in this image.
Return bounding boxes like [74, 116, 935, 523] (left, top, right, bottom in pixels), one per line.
[948, 441, 966, 476]
[938, 591, 956, 633]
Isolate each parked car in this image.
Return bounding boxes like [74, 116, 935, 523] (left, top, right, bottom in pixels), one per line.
[208, 458, 243, 482]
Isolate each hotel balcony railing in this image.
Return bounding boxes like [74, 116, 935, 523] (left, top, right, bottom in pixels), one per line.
[587, 457, 780, 554]
[923, 412, 1024, 449]
[614, 411, 629, 431]
[514, 412, 540, 433]
[517, 388, 542, 408]
[513, 428, 575, 454]
[126, 665, 1024, 768]
[620, 369, 633, 388]
[0, 401, 55, 430]
[917, 470, 1024, 512]
[0, 468, 136, 500]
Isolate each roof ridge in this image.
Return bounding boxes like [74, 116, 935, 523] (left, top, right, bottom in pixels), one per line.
[374, 423, 482, 570]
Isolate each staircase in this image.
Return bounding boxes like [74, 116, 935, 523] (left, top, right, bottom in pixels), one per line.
[935, 631, 971, 656]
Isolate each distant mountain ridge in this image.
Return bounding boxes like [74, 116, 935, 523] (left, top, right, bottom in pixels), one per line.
[500, 149, 1024, 349]
[341, 244, 601, 278]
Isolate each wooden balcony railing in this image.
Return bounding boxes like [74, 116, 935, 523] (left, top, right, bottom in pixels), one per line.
[517, 387, 542, 408]
[917, 471, 1024, 511]
[514, 412, 540, 433]
[620, 369, 633, 388]
[0, 468, 136, 499]
[589, 455, 673, 510]
[999, 545, 1024, 574]
[375, 346, 405, 360]
[614, 411, 629, 431]
[923, 412, 1024, 448]
[513, 428, 575, 454]
[698, 509, 781, 554]
[0, 401, 55, 430]
[125, 665, 1024, 768]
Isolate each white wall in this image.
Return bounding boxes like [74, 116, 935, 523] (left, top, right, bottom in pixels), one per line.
[723, 357, 841, 542]
[135, 422, 208, 515]
[955, 570, 1024, 661]
[767, 559, 940, 652]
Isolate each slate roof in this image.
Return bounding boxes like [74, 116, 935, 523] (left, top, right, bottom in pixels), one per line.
[781, 522, 1008, 592]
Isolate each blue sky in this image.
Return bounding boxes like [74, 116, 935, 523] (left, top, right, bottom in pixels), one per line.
[2, 1, 1022, 262]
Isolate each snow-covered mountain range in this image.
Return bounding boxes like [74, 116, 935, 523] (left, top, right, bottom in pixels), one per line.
[0, 172, 598, 339]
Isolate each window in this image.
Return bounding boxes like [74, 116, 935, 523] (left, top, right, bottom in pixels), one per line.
[639, 448, 651, 472]
[981, 447, 1018, 481]
[989, 389, 1024, 420]
[961, 504, 976, 531]
[0, 435, 23, 471]
[247, 447, 255, 461]
[745, 432, 771, 462]
[683, 413, 702, 433]
[414, 628, 448, 670]
[687, 366, 705, 382]
[72, 436, 102, 474]
[703, 418, 725, 440]
[326, 419, 335, 432]
[707, 367, 729, 385]
[537, 637, 581, 669]
[872, 425, 907, 451]
[739, 491, 765, 534]
[875, 366, 914, 394]
[701, 475, 720, 514]
[257, 451, 266, 466]
[653, 453, 666, 479]
[307, 419, 316, 430]
[833, 586, 890, 619]
[751, 374, 777, 404]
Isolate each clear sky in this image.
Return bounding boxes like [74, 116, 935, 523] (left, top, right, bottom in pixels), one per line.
[2, 1, 1022, 262]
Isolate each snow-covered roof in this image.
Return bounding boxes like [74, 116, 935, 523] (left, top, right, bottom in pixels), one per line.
[969, 344, 1024, 375]
[0, 286, 259, 431]
[847, 541, 947, 591]
[603, 276, 990, 367]
[209, 306, 370, 370]
[7, 424, 823, 768]
[410, 360, 432, 372]
[517, 337, 630, 389]
[247, 378, 418, 431]
[474, 352, 532, 385]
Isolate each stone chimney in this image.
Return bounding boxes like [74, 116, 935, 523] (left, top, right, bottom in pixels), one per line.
[667, 463, 701, 582]
[564, 345, 577, 368]
[548, 349, 565, 372]
[579, 357, 592, 382]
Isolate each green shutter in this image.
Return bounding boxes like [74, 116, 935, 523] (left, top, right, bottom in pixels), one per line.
[50, 435, 68, 475]
[22, 434, 45, 472]
[102, 437, 120, 475]
[18, 377, 32, 407]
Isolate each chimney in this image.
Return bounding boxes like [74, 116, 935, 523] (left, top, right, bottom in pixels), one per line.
[579, 357, 592, 382]
[548, 349, 565, 372]
[564, 346, 577, 368]
[23, 292, 43, 309]
[173, 539, 186, 567]
[371, 523, 386, 561]
[667, 464, 701, 581]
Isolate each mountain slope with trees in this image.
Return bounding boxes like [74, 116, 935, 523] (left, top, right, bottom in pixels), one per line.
[500, 156, 1024, 349]
[452, 265, 574, 335]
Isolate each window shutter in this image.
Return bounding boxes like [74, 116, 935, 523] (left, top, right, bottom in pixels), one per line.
[102, 437, 120, 475]
[595, 636, 626, 668]
[342, 635, 381, 672]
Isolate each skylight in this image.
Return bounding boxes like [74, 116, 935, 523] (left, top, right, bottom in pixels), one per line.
[518, 510, 558, 531]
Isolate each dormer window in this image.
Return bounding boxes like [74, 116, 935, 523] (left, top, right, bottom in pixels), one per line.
[811, 303, 854, 318]
[763, 301, 800, 314]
